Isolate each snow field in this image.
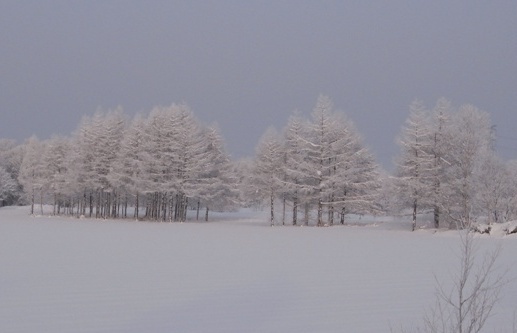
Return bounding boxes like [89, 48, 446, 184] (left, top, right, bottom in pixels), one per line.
[1, 206, 517, 332]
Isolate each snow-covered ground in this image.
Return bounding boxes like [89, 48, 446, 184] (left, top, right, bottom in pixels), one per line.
[1, 206, 516, 333]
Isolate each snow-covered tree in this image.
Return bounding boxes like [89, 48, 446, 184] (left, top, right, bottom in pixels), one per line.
[301, 95, 341, 226]
[0, 166, 17, 207]
[138, 104, 208, 221]
[108, 114, 146, 219]
[196, 125, 239, 221]
[329, 115, 380, 224]
[429, 98, 453, 228]
[275, 95, 381, 227]
[0, 139, 24, 205]
[473, 151, 509, 224]
[42, 136, 70, 215]
[19, 136, 46, 214]
[502, 160, 517, 221]
[282, 111, 307, 225]
[70, 108, 126, 218]
[443, 105, 493, 227]
[394, 100, 435, 231]
[235, 158, 261, 208]
[252, 127, 284, 226]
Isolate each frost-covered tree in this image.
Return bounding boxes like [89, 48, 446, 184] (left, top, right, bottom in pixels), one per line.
[138, 104, 208, 221]
[196, 125, 239, 221]
[42, 136, 70, 215]
[173, 105, 209, 221]
[473, 151, 509, 224]
[275, 95, 381, 227]
[71, 115, 100, 216]
[108, 114, 146, 219]
[329, 116, 380, 224]
[301, 95, 341, 226]
[502, 160, 517, 221]
[0, 139, 24, 205]
[0, 166, 17, 207]
[70, 108, 126, 218]
[235, 158, 261, 208]
[19, 136, 46, 214]
[443, 105, 493, 227]
[282, 111, 307, 225]
[394, 100, 435, 230]
[139, 106, 181, 220]
[252, 127, 284, 226]
[94, 108, 126, 218]
[429, 98, 452, 228]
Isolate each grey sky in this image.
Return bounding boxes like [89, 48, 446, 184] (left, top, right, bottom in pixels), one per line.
[1, 1, 516, 169]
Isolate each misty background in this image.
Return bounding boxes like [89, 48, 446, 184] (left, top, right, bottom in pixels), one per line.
[1, 1, 516, 169]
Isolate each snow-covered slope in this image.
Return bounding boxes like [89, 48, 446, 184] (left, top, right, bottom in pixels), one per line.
[1, 206, 516, 332]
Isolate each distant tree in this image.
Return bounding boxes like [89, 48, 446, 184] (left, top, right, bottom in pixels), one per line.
[235, 158, 262, 208]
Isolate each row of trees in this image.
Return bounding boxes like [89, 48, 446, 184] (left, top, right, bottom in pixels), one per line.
[1, 96, 517, 228]
[246, 95, 381, 226]
[4, 104, 239, 221]
[393, 98, 517, 230]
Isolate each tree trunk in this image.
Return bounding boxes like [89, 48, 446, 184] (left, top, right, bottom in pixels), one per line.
[292, 194, 298, 226]
[30, 187, 35, 215]
[282, 195, 286, 226]
[40, 190, 43, 215]
[183, 196, 188, 222]
[412, 198, 417, 232]
[329, 194, 334, 226]
[434, 205, 440, 229]
[270, 190, 274, 227]
[317, 198, 323, 227]
[135, 193, 139, 220]
[53, 193, 57, 215]
[304, 202, 309, 226]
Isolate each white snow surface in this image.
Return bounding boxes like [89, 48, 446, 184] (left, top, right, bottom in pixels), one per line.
[1, 206, 517, 332]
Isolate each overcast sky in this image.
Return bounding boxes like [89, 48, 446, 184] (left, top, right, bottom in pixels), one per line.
[1, 1, 516, 169]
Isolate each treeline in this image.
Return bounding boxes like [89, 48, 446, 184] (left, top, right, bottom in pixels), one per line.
[1, 104, 239, 221]
[1, 96, 517, 228]
[392, 98, 517, 230]
[242, 95, 380, 226]
[241, 95, 517, 228]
